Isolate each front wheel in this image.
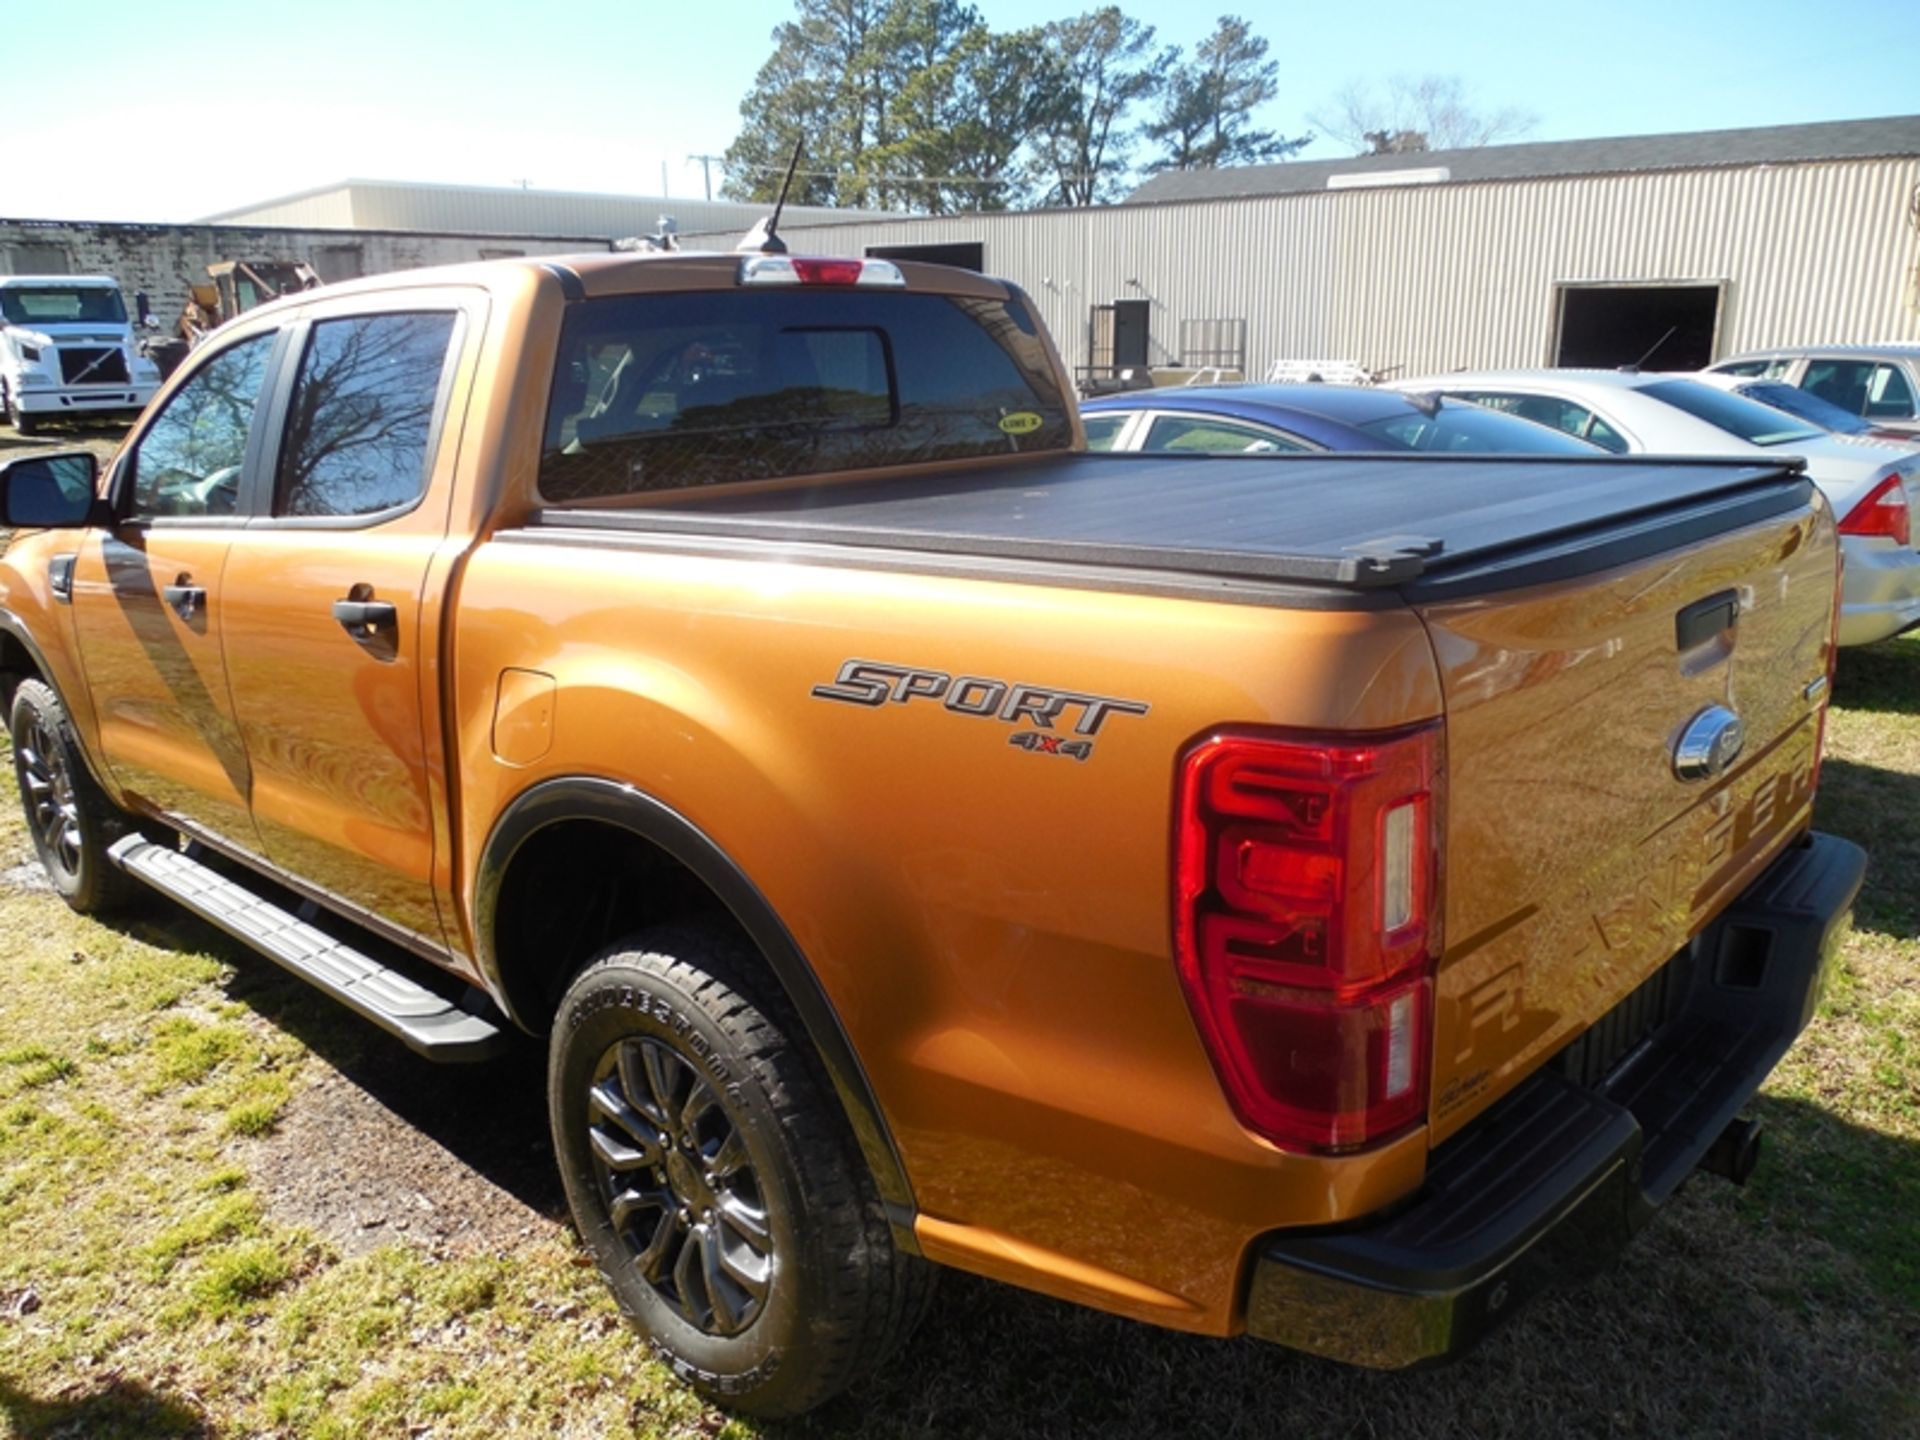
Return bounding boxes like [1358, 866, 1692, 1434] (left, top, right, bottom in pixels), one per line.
[549, 925, 933, 1416]
[7, 679, 140, 912]
[4, 387, 40, 437]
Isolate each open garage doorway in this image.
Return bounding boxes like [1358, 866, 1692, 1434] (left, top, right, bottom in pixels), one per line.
[1552, 282, 1723, 371]
[864, 241, 984, 272]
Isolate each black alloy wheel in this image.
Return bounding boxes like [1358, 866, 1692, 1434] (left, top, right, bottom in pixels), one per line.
[549, 926, 934, 1416]
[6, 678, 138, 913]
[14, 703, 83, 879]
[587, 1034, 774, 1336]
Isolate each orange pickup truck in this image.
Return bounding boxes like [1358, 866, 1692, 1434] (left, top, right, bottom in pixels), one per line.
[0, 251, 1865, 1416]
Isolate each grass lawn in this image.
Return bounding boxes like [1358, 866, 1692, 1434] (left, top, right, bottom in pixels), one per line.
[0, 639, 1916, 1439]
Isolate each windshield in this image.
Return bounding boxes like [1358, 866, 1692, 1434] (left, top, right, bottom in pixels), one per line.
[540, 288, 1072, 501]
[1730, 380, 1874, 436]
[1356, 400, 1601, 454]
[1641, 379, 1823, 446]
[0, 285, 128, 327]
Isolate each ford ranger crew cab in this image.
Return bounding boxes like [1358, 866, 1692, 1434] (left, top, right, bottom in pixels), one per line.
[0, 251, 1864, 1416]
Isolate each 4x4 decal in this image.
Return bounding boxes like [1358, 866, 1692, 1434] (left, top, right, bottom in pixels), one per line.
[811, 659, 1149, 760]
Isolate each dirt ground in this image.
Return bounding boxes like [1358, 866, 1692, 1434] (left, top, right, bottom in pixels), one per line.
[246, 1056, 564, 1262]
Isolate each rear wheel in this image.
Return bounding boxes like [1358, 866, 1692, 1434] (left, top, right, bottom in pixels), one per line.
[549, 925, 933, 1416]
[7, 679, 139, 912]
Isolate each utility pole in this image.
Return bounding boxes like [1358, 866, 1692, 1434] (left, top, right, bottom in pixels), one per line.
[688, 153, 720, 202]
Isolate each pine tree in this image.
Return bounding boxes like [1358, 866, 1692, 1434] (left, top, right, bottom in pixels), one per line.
[1144, 15, 1309, 172]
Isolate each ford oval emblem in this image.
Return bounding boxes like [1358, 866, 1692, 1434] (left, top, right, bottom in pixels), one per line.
[1673, 705, 1745, 782]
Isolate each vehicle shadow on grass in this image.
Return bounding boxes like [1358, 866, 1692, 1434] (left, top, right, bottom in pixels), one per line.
[1813, 756, 1920, 940]
[778, 1099, 1919, 1440]
[1833, 637, 1920, 715]
[0, 1374, 214, 1439]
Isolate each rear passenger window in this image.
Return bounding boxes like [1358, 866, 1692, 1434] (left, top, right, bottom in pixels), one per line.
[1583, 416, 1628, 453]
[1468, 392, 1590, 439]
[1081, 414, 1129, 451]
[1144, 416, 1309, 454]
[1797, 360, 1903, 418]
[1865, 364, 1916, 419]
[1469, 392, 1632, 451]
[275, 312, 458, 519]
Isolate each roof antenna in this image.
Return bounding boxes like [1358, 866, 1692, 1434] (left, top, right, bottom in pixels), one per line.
[736, 137, 804, 255]
[1623, 325, 1678, 373]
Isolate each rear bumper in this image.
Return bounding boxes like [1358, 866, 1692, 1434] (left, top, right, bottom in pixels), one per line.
[1838, 535, 1920, 646]
[1244, 830, 1866, 1368]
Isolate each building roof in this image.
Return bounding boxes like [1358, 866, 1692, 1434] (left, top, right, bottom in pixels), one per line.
[198, 177, 897, 239]
[1126, 114, 1920, 205]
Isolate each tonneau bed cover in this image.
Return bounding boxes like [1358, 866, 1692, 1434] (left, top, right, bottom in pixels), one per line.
[533, 452, 1811, 600]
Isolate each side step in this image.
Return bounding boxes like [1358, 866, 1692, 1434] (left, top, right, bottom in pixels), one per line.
[108, 836, 509, 1062]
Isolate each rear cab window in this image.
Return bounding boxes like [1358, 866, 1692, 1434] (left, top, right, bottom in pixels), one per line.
[539, 287, 1072, 502]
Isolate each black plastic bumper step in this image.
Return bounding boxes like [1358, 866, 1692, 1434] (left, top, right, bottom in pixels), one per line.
[108, 836, 508, 1061]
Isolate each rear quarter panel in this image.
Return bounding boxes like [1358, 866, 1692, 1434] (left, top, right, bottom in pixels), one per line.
[452, 538, 1444, 1330]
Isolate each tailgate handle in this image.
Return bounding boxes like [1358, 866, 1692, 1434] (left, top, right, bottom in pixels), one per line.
[1676, 590, 1739, 652]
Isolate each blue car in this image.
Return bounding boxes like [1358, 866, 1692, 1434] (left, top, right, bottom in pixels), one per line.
[1080, 382, 1601, 455]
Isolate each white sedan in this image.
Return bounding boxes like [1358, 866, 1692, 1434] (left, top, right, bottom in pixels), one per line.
[1389, 369, 1920, 647]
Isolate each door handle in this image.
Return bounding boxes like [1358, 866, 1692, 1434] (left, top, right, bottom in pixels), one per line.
[332, 599, 398, 638]
[163, 583, 206, 621]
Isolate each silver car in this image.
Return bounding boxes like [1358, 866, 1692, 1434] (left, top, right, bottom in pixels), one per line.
[1706, 345, 1920, 440]
[1389, 369, 1920, 647]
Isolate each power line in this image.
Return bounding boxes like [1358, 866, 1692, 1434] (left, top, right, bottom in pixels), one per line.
[723, 158, 1103, 188]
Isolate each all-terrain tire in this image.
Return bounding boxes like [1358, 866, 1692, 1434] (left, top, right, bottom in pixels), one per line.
[549, 924, 934, 1416]
[7, 678, 141, 913]
[5, 390, 40, 436]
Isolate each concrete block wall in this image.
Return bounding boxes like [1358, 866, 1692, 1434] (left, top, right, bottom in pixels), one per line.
[0, 219, 613, 324]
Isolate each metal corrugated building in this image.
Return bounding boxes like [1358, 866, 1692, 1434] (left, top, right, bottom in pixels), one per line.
[200, 178, 892, 242]
[682, 115, 1920, 382]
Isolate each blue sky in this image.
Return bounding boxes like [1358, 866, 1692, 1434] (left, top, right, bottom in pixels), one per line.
[12, 0, 1919, 221]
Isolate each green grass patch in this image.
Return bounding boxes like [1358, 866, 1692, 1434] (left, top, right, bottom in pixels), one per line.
[189, 1239, 292, 1314]
[148, 1016, 249, 1088]
[1, 1044, 77, 1088]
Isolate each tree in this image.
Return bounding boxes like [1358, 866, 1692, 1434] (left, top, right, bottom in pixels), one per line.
[1144, 16, 1309, 172]
[870, 22, 1074, 212]
[1310, 75, 1538, 156]
[722, 0, 898, 208]
[1028, 8, 1170, 206]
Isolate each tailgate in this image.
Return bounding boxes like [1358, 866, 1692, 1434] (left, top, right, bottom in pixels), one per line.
[1415, 500, 1836, 1144]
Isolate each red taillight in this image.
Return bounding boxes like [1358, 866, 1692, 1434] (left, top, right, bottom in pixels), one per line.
[1838, 473, 1911, 547]
[1173, 724, 1441, 1153]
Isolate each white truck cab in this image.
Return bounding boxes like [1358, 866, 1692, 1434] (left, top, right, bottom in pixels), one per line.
[0, 275, 161, 433]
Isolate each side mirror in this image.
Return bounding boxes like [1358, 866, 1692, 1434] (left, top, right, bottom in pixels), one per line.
[0, 451, 100, 528]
